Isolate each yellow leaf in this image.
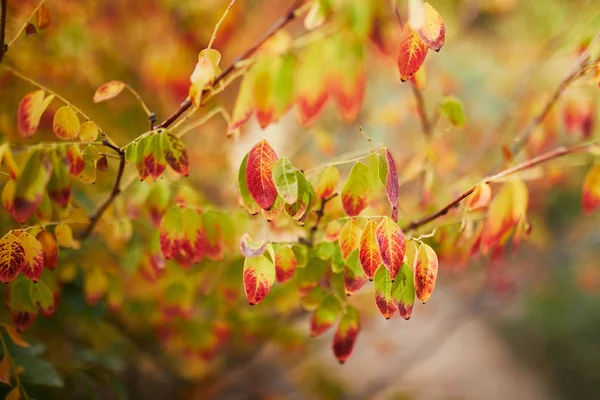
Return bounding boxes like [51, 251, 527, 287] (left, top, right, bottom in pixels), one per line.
[0, 356, 11, 386]
[0, 324, 29, 348]
[79, 121, 99, 143]
[53, 106, 80, 140]
[54, 224, 74, 248]
[93, 81, 125, 103]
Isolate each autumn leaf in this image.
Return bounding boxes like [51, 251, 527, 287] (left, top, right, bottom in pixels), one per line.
[391, 262, 415, 319]
[310, 295, 341, 336]
[238, 154, 261, 215]
[35, 230, 58, 271]
[162, 131, 189, 176]
[359, 219, 382, 280]
[397, 24, 428, 82]
[13, 150, 52, 223]
[18, 232, 43, 282]
[296, 41, 329, 126]
[582, 164, 600, 215]
[260, 195, 285, 222]
[332, 305, 360, 364]
[285, 171, 314, 223]
[79, 144, 99, 184]
[93, 81, 125, 103]
[416, 3, 445, 52]
[414, 243, 438, 303]
[66, 145, 85, 176]
[53, 106, 81, 140]
[272, 157, 298, 204]
[140, 134, 167, 180]
[245, 140, 278, 210]
[325, 220, 342, 242]
[373, 265, 396, 319]
[467, 182, 492, 210]
[315, 165, 340, 199]
[441, 96, 466, 128]
[146, 180, 170, 226]
[84, 267, 108, 305]
[240, 233, 267, 258]
[229, 70, 255, 134]
[17, 90, 54, 137]
[342, 162, 371, 216]
[36, 5, 52, 29]
[160, 206, 183, 261]
[55, 224, 76, 248]
[384, 150, 400, 222]
[47, 146, 72, 208]
[339, 218, 362, 260]
[344, 250, 367, 296]
[174, 207, 205, 268]
[0, 323, 30, 347]
[375, 217, 406, 281]
[0, 233, 25, 283]
[243, 254, 275, 305]
[0, 356, 10, 386]
[0, 144, 19, 179]
[275, 245, 297, 283]
[79, 121, 99, 143]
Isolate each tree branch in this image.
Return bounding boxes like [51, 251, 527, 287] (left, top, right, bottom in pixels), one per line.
[300, 193, 338, 247]
[403, 141, 595, 232]
[0, 0, 8, 65]
[153, 0, 306, 130]
[412, 85, 432, 137]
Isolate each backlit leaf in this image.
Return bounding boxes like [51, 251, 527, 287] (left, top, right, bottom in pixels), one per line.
[272, 157, 298, 204]
[328, 33, 365, 122]
[175, 207, 205, 268]
[414, 243, 438, 303]
[35, 231, 57, 271]
[0, 324, 29, 347]
[146, 180, 170, 226]
[359, 219, 382, 280]
[310, 295, 341, 337]
[162, 131, 189, 176]
[397, 24, 428, 82]
[79, 144, 98, 184]
[36, 5, 52, 29]
[332, 305, 360, 364]
[29, 279, 53, 313]
[285, 171, 314, 223]
[391, 262, 415, 319]
[55, 224, 74, 248]
[315, 165, 339, 199]
[441, 96, 466, 128]
[260, 195, 285, 222]
[344, 250, 366, 296]
[275, 246, 297, 283]
[13, 151, 52, 223]
[79, 121, 99, 143]
[384, 150, 400, 222]
[238, 154, 261, 215]
[246, 140, 278, 210]
[375, 217, 406, 281]
[66, 145, 84, 176]
[243, 254, 275, 305]
[84, 267, 108, 305]
[17, 91, 53, 137]
[0, 144, 19, 179]
[141, 133, 166, 180]
[373, 265, 396, 319]
[341, 162, 371, 216]
[339, 218, 362, 260]
[296, 41, 329, 126]
[159, 206, 182, 260]
[93, 81, 125, 103]
[18, 232, 43, 282]
[416, 3, 445, 51]
[582, 164, 600, 215]
[325, 220, 342, 242]
[240, 233, 267, 258]
[0, 233, 25, 283]
[53, 106, 80, 140]
[229, 70, 255, 134]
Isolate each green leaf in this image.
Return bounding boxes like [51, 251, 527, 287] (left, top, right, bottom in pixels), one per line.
[47, 146, 72, 208]
[13, 353, 64, 387]
[373, 265, 396, 319]
[79, 144, 99, 184]
[29, 279, 54, 313]
[272, 157, 299, 204]
[162, 130, 189, 176]
[391, 262, 415, 320]
[341, 162, 371, 216]
[310, 295, 341, 336]
[285, 171, 314, 224]
[124, 141, 138, 164]
[344, 249, 366, 296]
[440, 95, 466, 128]
[238, 154, 261, 215]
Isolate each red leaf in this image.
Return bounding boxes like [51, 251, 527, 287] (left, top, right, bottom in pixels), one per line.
[0, 234, 25, 283]
[375, 217, 406, 281]
[582, 164, 600, 215]
[384, 150, 399, 222]
[397, 24, 428, 82]
[332, 306, 360, 364]
[245, 140, 278, 210]
[359, 219, 382, 280]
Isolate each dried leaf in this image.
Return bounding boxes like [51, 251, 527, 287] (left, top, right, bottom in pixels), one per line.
[416, 3, 445, 51]
[384, 150, 400, 222]
[93, 81, 125, 103]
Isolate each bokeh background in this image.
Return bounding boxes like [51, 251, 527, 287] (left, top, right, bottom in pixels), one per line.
[1, 0, 600, 399]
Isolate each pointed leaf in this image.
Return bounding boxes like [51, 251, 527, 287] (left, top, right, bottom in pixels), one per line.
[243, 255, 275, 305]
[344, 249, 366, 296]
[359, 219, 382, 280]
[310, 295, 341, 337]
[18, 233, 43, 282]
[397, 24, 428, 82]
[414, 243, 438, 303]
[339, 218, 362, 260]
[275, 246, 297, 283]
[384, 150, 400, 222]
[391, 262, 415, 319]
[315, 166, 340, 199]
[373, 265, 396, 319]
[162, 130, 189, 176]
[93, 81, 125, 103]
[246, 140, 278, 210]
[0, 234, 25, 283]
[416, 3, 445, 51]
[17, 91, 53, 137]
[272, 157, 298, 204]
[375, 217, 406, 280]
[333, 305, 360, 364]
[341, 162, 371, 216]
[52, 106, 80, 140]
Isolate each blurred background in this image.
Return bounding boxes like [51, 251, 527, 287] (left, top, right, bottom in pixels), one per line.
[1, 0, 600, 399]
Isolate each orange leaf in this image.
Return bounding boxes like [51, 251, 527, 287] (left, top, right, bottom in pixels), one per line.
[338, 218, 362, 260]
[275, 246, 297, 283]
[359, 219, 382, 280]
[582, 164, 600, 215]
[397, 24, 428, 82]
[0, 356, 10, 386]
[467, 182, 492, 211]
[36, 5, 52, 29]
[375, 217, 406, 281]
[414, 243, 438, 303]
[35, 231, 58, 271]
[416, 3, 445, 51]
[93, 81, 125, 103]
[245, 140, 278, 210]
[0, 323, 29, 347]
[17, 91, 54, 137]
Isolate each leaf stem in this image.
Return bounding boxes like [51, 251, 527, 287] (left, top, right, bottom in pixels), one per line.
[303, 147, 385, 174]
[206, 0, 236, 51]
[7, 0, 44, 47]
[124, 84, 153, 118]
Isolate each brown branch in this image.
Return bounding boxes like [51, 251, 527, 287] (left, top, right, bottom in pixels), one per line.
[411, 85, 432, 137]
[153, 0, 305, 130]
[403, 142, 594, 232]
[79, 141, 125, 239]
[0, 0, 7, 65]
[300, 193, 338, 246]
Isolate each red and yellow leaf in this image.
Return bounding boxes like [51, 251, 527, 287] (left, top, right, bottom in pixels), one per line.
[35, 230, 58, 271]
[53, 106, 81, 140]
[416, 3, 445, 51]
[384, 149, 400, 222]
[332, 305, 360, 364]
[373, 265, 396, 319]
[414, 243, 438, 303]
[582, 164, 600, 215]
[310, 295, 341, 337]
[17, 90, 54, 137]
[229, 70, 255, 134]
[275, 245, 297, 283]
[391, 262, 415, 319]
[163, 131, 189, 177]
[359, 219, 382, 280]
[295, 41, 329, 127]
[315, 165, 340, 199]
[0, 233, 25, 283]
[325, 220, 342, 242]
[245, 140, 278, 210]
[344, 250, 367, 296]
[66, 145, 85, 176]
[18, 232, 43, 282]
[397, 24, 428, 82]
[243, 254, 275, 305]
[338, 218, 362, 260]
[467, 182, 492, 210]
[375, 217, 406, 281]
[79, 121, 99, 143]
[341, 162, 371, 216]
[93, 81, 125, 103]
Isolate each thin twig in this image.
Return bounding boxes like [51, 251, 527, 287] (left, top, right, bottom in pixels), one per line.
[206, 0, 236, 51]
[411, 85, 432, 137]
[7, 0, 44, 47]
[124, 84, 153, 118]
[153, 0, 307, 130]
[403, 141, 596, 232]
[0, 0, 7, 65]
[299, 193, 338, 246]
